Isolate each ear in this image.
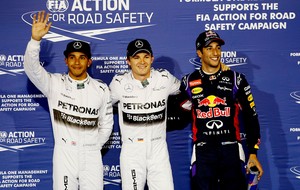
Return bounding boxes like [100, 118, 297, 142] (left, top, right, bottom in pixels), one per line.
[151, 56, 154, 63]
[196, 50, 202, 58]
[87, 59, 92, 67]
[126, 59, 131, 66]
[64, 58, 68, 65]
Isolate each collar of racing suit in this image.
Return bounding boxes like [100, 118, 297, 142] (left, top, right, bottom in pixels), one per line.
[199, 67, 222, 80]
[67, 74, 90, 89]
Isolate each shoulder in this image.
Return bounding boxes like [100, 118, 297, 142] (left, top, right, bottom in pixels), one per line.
[153, 68, 177, 80]
[181, 69, 199, 81]
[51, 73, 67, 81]
[222, 70, 246, 79]
[89, 77, 109, 92]
[111, 70, 130, 84]
[154, 68, 171, 76]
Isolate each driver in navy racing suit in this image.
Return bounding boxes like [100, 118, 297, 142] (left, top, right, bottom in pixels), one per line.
[178, 30, 263, 190]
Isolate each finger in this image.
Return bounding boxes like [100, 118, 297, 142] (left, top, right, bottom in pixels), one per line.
[45, 13, 50, 24]
[37, 11, 42, 22]
[46, 22, 52, 31]
[40, 11, 45, 23]
[245, 167, 250, 174]
[255, 165, 263, 180]
[257, 171, 263, 180]
[32, 14, 37, 24]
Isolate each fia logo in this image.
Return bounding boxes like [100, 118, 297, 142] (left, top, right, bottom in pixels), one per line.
[46, 0, 69, 12]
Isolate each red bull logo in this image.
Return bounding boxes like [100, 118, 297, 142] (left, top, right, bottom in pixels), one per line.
[198, 95, 227, 107]
[197, 95, 229, 119]
[196, 107, 230, 119]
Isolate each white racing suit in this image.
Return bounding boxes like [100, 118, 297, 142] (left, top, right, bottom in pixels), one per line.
[24, 39, 113, 190]
[109, 68, 180, 190]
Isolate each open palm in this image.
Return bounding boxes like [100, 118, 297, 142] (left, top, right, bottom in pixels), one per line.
[32, 11, 52, 41]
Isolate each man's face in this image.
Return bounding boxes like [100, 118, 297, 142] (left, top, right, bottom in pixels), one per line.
[197, 41, 222, 71]
[127, 52, 154, 81]
[65, 52, 92, 80]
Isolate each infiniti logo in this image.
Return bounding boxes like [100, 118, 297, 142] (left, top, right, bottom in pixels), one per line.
[222, 76, 230, 81]
[206, 120, 223, 129]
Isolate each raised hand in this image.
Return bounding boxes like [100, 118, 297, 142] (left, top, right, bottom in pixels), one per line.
[31, 11, 52, 41]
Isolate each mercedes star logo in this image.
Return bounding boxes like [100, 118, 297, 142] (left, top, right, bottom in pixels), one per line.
[73, 42, 82, 49]
[124, 83, 133, 92]
[135, 40, 143, 48]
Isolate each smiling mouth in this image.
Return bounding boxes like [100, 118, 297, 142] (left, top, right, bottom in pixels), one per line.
[211, 57, 219, 61]
[72, 67, 82, 69]
[138, 65, 147, 69]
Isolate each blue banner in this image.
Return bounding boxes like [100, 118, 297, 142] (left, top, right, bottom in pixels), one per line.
[0, 0, 300, 189]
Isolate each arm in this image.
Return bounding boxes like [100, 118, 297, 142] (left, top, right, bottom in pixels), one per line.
[24, 11, 53, 95]
[109, 75, 121, 105]
[98, 85, 114, 148]
[236, 73, 263, 179]
[165, 70, 181, 95]
[167, 74, 193, 130]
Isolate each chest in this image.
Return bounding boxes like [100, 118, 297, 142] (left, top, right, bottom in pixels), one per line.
[188, 75, 237, 108]
[120, 82, 169, 103]
[49, 82, 102, 116]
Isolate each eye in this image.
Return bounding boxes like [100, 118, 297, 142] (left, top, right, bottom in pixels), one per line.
[80, 56, 87, 60]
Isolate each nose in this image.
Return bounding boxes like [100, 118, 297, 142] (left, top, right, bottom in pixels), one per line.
[212, 48, 218, 55]
[74, 57, 80, 64]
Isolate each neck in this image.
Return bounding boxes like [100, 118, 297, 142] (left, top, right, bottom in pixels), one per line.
[201, 64, 220, 74]
[132, 73, 150, 82]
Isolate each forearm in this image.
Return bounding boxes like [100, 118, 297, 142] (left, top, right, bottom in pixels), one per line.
[24, 38, 50, 95]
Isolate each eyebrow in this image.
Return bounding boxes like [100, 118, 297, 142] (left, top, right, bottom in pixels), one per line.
[206, 44, 221, 48]
[68, 53, 88, 58]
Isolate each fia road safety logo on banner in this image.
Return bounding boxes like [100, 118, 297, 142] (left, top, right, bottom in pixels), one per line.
[21, 0, 155, 42]
[0, 131, 45, 153]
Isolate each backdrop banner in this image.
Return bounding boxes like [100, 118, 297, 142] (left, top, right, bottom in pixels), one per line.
[0, 0, 300, 190]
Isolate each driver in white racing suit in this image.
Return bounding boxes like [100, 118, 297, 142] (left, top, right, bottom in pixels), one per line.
[24, 11, 113, 190]
[109, 39, 180, 190]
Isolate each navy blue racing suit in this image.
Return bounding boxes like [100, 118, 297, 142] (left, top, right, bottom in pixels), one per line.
[179, 68, 261, 190]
